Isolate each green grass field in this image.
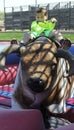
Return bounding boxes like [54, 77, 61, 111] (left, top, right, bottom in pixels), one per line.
[0, 32, 74, 43]
[0, 32, 24, 41]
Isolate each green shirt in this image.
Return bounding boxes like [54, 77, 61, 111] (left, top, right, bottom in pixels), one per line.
[30, 20, 56, 38]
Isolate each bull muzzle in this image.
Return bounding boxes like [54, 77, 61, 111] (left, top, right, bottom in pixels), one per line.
[27, 77, 47, 93]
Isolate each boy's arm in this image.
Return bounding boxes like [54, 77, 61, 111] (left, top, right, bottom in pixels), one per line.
[30, 21, 40, 38]
[50, 18, 57, 23]
[48, 18, 57, 30]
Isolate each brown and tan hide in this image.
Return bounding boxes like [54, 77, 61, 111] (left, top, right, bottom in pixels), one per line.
[1, 37, 74, 129]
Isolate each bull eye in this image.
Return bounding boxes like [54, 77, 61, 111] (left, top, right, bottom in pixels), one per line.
[27, 78, 47, 93]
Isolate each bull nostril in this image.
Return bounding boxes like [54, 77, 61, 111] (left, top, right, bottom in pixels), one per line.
[27, 77, 33, 85]
[39, 79, 45, 87]
[27, 77, 47, 93]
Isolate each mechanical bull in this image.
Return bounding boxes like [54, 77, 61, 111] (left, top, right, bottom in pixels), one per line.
[0, 37, 74, 129]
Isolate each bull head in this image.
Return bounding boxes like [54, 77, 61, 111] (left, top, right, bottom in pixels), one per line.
[19, 43, 74, 105]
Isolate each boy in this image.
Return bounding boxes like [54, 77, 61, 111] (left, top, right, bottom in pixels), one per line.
[22, 7, 71, 49]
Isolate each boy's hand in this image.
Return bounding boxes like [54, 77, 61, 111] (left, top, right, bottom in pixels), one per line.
[30, 35, 34, 40]
[50, 18, 57, 23]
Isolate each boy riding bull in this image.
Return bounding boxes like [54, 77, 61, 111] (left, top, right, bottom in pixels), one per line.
[22, 7, 71, 49]
[0, 7, 71, 71]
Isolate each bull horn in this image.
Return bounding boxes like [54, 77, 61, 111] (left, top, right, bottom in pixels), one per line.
[56, 48, 74, 77]
[0, 44, 26, 71]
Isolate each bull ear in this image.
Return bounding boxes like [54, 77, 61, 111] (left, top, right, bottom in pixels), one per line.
[56, 48, 74, 77]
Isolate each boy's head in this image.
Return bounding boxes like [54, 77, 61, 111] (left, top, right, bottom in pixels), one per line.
[36, 8, 48, 22]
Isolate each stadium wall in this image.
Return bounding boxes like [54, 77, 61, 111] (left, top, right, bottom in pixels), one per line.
[4, 2, 74, 30]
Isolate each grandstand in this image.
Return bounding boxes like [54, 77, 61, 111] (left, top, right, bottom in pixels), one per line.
[4, 1, 74, 30]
